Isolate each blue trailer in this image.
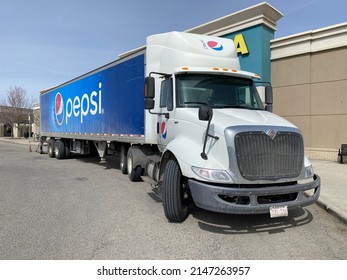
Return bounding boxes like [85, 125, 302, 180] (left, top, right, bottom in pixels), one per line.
[40, 52, 145, 142]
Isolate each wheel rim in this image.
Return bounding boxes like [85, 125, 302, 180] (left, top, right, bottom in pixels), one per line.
[54, 146, 59, 158]
[127, 152, 133, 173]
[180, 180, 189, 213]
[182, 183, 188, 202]
[49, 145, 54, 156]
[120, 146, 126, 171]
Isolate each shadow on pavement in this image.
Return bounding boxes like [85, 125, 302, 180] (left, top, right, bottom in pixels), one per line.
[191, 206, 313, 235]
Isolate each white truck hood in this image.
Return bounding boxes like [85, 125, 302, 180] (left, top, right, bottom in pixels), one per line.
[175, 108, 298, 136]
[210, 109, 297, 135]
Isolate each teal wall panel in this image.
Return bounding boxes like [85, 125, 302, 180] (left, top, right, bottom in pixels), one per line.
[223, 24, 274, 83]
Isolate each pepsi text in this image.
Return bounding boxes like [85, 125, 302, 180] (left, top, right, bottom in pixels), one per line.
[56, 82, 103, 125]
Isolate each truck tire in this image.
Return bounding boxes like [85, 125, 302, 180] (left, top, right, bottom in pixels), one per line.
[54, 139, 65, 159]
[47, 139, 55, 158]
[127, 146, 142, 182]
[163, 159, 189, 223]
[64, 140, 71, 159]
[120, 144, 128, 174]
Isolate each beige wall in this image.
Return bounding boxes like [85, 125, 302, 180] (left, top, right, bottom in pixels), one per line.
[271, 24, 347, 161]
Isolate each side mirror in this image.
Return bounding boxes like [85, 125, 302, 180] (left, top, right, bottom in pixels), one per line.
[265, 86, 273, 112]
[145, 77, 155, 99]
[265, 86, 273, 104]
[144, 98, 155, 110]
[198, 105, 213, 121]
[144, 76, 155, 110]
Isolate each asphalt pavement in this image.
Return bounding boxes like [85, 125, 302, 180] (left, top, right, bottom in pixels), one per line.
[1, 136, 346, 224]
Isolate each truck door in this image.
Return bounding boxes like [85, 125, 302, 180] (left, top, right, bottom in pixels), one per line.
[157, 78, 174, 150]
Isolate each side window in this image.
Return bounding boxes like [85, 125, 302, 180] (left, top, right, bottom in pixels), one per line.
[238, 87, 246, 104]
[238, 87, 252, 105]
[160, 78, 173, 111]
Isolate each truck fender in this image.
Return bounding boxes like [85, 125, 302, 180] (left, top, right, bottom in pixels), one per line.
[159, 136, 226, 182]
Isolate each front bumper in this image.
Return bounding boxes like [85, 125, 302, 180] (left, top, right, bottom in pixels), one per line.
[188, 175, 320, 215]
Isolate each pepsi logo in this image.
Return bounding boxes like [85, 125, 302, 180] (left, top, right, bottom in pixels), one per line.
[52, 83, 103, 126]
[161, 121, 167, 139]
[207, 41, 223, 51]
[55, 92, 64, 126]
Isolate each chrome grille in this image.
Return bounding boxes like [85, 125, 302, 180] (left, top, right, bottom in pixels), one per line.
[234, 131, 304, 180]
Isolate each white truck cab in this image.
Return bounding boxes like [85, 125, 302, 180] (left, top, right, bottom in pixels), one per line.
[143, 32, 320, 222]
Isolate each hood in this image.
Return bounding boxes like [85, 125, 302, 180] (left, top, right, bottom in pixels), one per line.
[175, 108, 297, 136]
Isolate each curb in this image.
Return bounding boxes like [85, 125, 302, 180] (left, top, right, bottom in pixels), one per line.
[316, 199, 347, 225]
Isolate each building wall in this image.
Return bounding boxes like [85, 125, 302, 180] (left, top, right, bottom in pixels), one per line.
[271, 23, 347, 160]
[223, 24, 274, 83]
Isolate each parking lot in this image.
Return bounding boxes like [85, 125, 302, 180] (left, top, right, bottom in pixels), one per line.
[0, 141, 346, 260]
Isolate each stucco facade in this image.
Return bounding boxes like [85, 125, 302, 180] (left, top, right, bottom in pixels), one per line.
[271, 23, 347, 160]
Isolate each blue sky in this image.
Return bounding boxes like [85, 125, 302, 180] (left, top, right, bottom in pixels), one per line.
[1, 0, 346, 103]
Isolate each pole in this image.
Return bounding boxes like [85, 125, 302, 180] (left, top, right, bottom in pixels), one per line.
[28, 114, 32, 152]
[28, 114, 31, 140]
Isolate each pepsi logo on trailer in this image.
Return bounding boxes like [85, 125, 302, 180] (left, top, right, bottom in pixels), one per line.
[55, 92, 64, 126]
[53, 82, 103, 126]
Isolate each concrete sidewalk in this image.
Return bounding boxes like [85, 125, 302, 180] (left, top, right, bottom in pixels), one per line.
[311, 160, 347, 224]
[1, 137, 346, 224]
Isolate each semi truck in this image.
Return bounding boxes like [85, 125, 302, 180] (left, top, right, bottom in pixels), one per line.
[39, 31, 320, 222]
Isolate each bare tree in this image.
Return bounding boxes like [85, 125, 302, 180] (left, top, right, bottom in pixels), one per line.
[0, 86, 34, 138]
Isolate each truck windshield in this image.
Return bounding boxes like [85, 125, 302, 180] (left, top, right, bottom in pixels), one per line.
[176, 74, 264, 110]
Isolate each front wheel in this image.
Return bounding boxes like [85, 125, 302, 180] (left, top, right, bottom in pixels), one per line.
[163, 159, 189, 223]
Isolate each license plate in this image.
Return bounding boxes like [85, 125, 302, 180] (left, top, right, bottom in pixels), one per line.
[270, 206, 288, 218]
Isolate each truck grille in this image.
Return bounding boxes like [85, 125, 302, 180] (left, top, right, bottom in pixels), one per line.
[234, 131, 304, 180]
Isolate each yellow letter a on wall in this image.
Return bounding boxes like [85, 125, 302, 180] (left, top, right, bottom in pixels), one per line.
[234, 34, 249, 55]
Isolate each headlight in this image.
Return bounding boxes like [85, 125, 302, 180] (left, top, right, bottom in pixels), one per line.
[304, 165, 314, 179]
[192, 166, 233, 183]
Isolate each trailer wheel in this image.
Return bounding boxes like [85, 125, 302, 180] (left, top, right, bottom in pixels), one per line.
[47, 139, 55, 158]
[64, 140, 71, 159]
[54, 139, 65, 159]
[163, 159, 189, 223]
[120, 144, 128, 174]
[127, 147, 142, 182]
